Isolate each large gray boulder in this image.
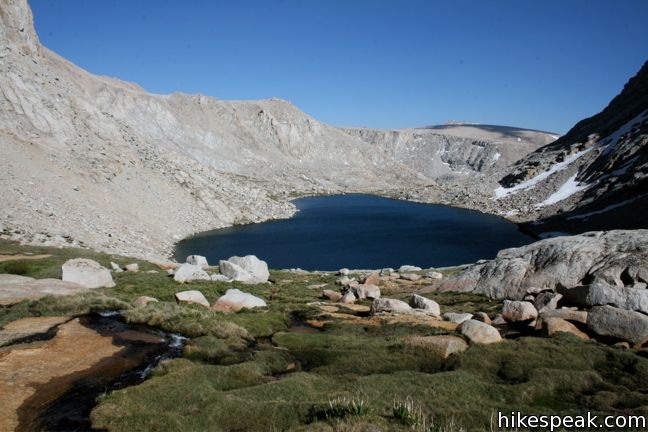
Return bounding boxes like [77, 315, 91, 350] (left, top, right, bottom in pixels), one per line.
[370, 298, 413, 315]
[437, 230, 648, 300]
[560, 282, 648, 314]
[587, 305, 648, 345]
[501, 300, 538, 322]
[409, 294, 441, 316]
[61, 258, 115, 289]
[539, 308, 588, 324]
[219, 255, 269, 283]
[352, 284, 381, 300]
[173, 263, 211, 283]
[459, 319, 502, 344]
[211, 288, 267, 312]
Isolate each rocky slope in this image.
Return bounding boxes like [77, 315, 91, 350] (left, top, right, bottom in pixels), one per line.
[490, 61, 648, 234]
[0, 0, 553, 259]
[437, 230, 648, 300]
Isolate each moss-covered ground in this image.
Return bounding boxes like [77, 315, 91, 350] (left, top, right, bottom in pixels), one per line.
[1, 239, 648, 431]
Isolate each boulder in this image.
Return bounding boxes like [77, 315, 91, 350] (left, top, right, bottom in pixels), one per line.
[501, 300, 538, 322]
[212, 288, 266, 312]
[173, 263, 211, 283]
[336, 276, 354, 287]
[587, 305, 648, 346]
[341, 291, 356, 304]
[533, 292, 562, 313]
[110, 262, 123, 272]
[0, 274, 88, 305]
[426, 271, 443, 280]
[186, 255, 209, 268]
[437, 230, 648, 299]
[404, 335, 468, 358]
[400, 273, 421, 282]
[409, 294, 441, 316]
[132, 296, 159, 308]
[399, 265, 422, 272]
[322, 289, 343, 302]
[542, 317, 589, 340]
[352, 284, 381, 300]
[370, 298, 413, 315]
[175, 290, 210, 308]
[459, 319, 502, 344]
[219, 255, 269, 283]
[539, 308, 588, 324]
[125, 263, 139, 273]
[61, 258, 115, 289]
[338, 268, 350, 276]
[361, 272, 380, 286]
[560, 282, 648, 314]
[442, 312, 473, 324]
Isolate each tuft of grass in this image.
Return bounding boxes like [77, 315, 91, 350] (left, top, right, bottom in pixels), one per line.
[393, 396, 426, 427]
[310, 395, 369, 422]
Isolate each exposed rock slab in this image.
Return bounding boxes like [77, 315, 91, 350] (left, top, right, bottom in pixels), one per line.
[542, 317, 589, 340]
[0, 318, 162, 432]
[438, 230, 648, 299]
[0, 316, 69, 346]
[0, 274, 88, 305]
[370, 298, 413, 315]
[560, 282, 648, 314]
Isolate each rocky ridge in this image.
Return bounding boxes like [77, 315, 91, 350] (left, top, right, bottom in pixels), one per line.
[0, 0, 553, 260]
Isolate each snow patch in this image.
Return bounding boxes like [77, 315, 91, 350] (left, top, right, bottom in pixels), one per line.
[494, 147, 594, 199]
[536, 174, 587, 207]
[492, 153, 501, 162]
[600, 109, 648, 156]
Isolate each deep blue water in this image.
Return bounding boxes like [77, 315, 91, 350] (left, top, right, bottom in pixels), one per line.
[174, 194, 534, 270]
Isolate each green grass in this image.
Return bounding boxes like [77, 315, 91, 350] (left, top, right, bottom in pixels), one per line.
[2, 239, 648, 431]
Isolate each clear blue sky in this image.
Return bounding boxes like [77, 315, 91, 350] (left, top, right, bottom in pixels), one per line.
[30, 0, 648, 133]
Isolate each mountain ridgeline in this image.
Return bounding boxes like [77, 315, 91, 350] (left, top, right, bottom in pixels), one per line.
[0, 0, 647, 260]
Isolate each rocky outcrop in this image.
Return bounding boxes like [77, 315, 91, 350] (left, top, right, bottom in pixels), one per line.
[60, 258, 115, 289]
[438, 230, 648, 300]
[501, 300, 538, 322]
[494, 61, 648, 235]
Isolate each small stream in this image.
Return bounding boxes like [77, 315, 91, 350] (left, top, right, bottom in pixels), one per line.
[20, 312, 187, 432]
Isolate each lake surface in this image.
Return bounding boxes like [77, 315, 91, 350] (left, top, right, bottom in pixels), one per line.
[174, 194, 534, 270]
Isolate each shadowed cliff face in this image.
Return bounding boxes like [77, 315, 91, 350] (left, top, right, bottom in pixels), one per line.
[0, 0, 553, 259]
[495, 61, 648, 234]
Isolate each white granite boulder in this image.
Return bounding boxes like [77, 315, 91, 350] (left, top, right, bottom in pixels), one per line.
[173, 263, 211, 283]
[409, 294, 441, 317]
[175, 290, 210, 308]
[186, 255, 209, 269]
[219, 255, 269, 283]
[61, 258, 115, 289]
[212, 288, 267, 312]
